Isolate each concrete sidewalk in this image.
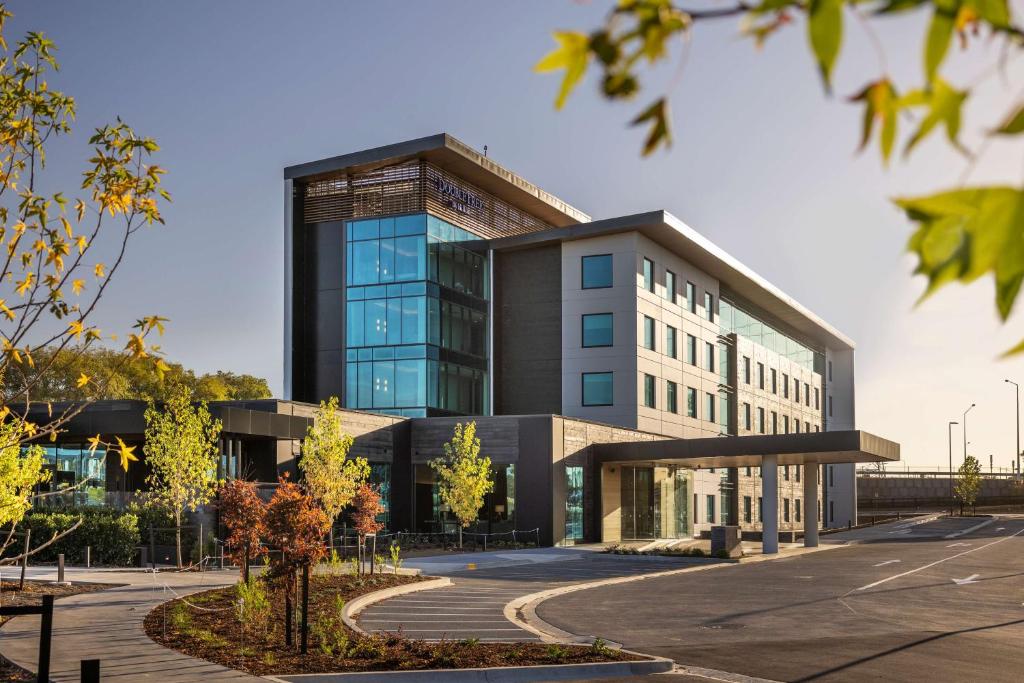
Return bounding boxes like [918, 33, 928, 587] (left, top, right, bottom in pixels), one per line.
[0, 567, 260, 682]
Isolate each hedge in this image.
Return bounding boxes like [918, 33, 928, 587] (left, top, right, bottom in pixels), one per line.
[17, 508, 141, 566]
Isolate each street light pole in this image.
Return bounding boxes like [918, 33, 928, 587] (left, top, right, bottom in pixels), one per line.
[1005, 379, 1019, 479]
[948, 421, 958, 517]
[962, 403, 975, 463]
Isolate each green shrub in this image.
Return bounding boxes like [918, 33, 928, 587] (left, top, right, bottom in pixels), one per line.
[17, 508, 140, 566]
[235, 578, 270, 635]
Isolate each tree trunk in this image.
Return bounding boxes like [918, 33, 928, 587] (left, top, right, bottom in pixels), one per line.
[175, 510, 183, 568]
[459, 525, 463, 549]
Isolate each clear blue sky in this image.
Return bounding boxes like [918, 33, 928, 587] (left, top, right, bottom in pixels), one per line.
[11, 0, 1024, 468]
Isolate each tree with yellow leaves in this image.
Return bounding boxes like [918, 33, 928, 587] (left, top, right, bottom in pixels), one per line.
[0, 4, 170, 566]
[430, 421, 494, 548]
[143, 384, 222, 567]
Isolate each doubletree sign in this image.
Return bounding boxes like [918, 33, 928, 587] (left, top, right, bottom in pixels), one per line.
[434, 176, 484, 215]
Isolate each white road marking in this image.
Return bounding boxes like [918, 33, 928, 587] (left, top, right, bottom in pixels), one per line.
[888, 529, 912, 535]
[856, 524, 1024, 592]
[944, 517, 995, 539]
[946, 542, 972, 548]
[874, 560, 901, 567]
[952, 574, 980, 585]
[997, 527, 1006, 531]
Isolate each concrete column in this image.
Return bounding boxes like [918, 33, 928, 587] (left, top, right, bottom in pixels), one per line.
[762, 455, 778, 554]
[803, 462, 819, 547]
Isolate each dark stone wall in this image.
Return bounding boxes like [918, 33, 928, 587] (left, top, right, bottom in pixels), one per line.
[493, 245, 562, 415]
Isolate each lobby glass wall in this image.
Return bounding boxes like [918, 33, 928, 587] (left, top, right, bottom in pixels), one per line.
[28, 443, 108, 507]
[565, 465, 584, 543]
[619, 466, 692, 540]
[413, 463, 515, 533]
[344, 213, 489, 417]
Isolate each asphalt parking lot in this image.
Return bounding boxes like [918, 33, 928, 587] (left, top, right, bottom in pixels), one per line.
[537, 515, 1024, 682]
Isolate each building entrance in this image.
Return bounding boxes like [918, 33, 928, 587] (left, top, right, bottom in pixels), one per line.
[619, 466, 693, 540]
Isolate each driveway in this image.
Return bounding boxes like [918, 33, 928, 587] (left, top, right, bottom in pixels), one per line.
[536, 516, 1024, 682]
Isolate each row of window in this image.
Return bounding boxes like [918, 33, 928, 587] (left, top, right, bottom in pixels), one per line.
[740, 403, 820, 434]
[581, 371, 719, 421]
[580, 254, 716, 322]
[741, 464, 803, 481]
[741, 356, 820, 409]
[740, 496, 804, 524]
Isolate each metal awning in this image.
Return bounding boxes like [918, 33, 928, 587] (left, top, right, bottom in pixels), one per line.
[594, 430, 899, 468]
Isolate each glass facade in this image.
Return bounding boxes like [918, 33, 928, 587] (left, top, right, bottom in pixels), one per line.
[719, 296, 825, 372]
[345, 213, 489, 417]
[414, 463, 515, 533]
[620, 466, 691, 539]
[28, 443, 108, 507]
[565, 465, 584, 543]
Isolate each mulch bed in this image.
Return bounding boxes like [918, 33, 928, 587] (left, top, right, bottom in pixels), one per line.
[0, 580, 117, 683]
[144, 572, 639, 676]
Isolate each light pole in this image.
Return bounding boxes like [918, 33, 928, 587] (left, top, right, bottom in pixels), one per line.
[962, 403, 975, 463]
[948, 421, 958, 517]
[1005, 379, 1019, 479]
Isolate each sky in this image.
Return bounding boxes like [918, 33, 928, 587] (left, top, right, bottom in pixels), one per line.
[10, 0, 1024, 470]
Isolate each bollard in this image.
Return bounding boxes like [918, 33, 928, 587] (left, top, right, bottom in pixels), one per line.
[38, 595, 54, 682]
[80, 659, 100, 683]
[57, 554, 65, 583]
[149, 526, 156, 571]
[85, 546, 91, 569]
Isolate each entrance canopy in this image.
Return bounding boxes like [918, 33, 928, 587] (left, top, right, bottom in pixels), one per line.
[594, 430, 899, 468]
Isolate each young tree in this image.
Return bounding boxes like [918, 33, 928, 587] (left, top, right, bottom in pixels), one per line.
[955, 455, 982, 515]
[351, 482, 384, 573]
[0, 4, 169, 565]
[298, 397, 369, 532]
[219, 479, 267, 582]
[537, 1, 1024, 353]
[430, 421, 494, 548]
[143, 384, 222, 567]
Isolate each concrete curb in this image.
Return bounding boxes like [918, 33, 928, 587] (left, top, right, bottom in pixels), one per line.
[266, 655, 674, 682]
[505, 544, 844, 644]
[342, 577, 452, 636]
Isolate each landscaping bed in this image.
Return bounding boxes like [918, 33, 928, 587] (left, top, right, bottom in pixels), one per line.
[144, 573, 640, 676]
[0, 580, 117, 683]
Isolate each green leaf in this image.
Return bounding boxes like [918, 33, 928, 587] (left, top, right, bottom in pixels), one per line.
[924, 3, 956, 83]
[849, 79, 899, 163]
[808, 0, 843, 90]
[992, 103, 1024, 135]
[896, 186, 1024, 339]
[630, 98, 672, 156]
[901, 79, 969, 156]
[534, 31, 591, 110]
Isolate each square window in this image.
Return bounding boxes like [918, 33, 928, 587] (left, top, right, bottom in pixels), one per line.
[582, 372, 613, 406]
[643, 373, 656, 408]
[582, 254, 613, 289]
[582, 313, 613, 348]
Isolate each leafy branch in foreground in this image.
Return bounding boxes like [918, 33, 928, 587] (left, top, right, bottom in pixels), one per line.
[536, 0, 1024, 353]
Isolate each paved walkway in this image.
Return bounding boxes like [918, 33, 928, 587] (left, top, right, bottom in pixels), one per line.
[358, 548, 718, 642]
[0, 566, 258, 682]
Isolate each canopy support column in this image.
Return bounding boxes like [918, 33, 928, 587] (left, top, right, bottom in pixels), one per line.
[803, 462, 819, 548]
[762, 454, 778, 554]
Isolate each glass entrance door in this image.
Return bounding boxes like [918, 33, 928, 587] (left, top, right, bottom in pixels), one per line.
[620, 465, 693, 540]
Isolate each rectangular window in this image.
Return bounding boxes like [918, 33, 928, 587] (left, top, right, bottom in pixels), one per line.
[806, 421, 811, 433]
[784, 465, 790, 481]
[565, 466, 584, 541]
[686, 281, 697, 313]
[796, 466, 801, 483]
[743, 402, 751, 430]
[795, 420, 801, 434]
[758, 496, 763, 522]
[829, 500, 835, 522]
[784, 499, 791, 523]
[745, 466, 752, 477]
[666, 326, 678, 359]
[758, 362, 765, 389]
[706, 494, 716, 524]
[771, 368, 777, 394]
[687, 387, 698, 418]
[643, 373, 656, 409]
[783, 415, 790, 434]
[829, 395, 833, 417]
[828, 360, 833, 381]
[667, 381, 678, 414]
[743, 496, 752, 524]
[582, 372, 613, 406]
[686, 334, 697, 365]
[815, 387, 820, 410]
[804, 382, 810, 406]
[704, 291, 714, 322]
[783, 373, 789, 398]
[771, 410, 778, 434]
[796, 498, 802, 523]
[743, 356, 751, 384]
[643, 316, 656, 351]
[705, 393, 716, 422]
[757, 407, 765, 434]
[665, 270, 676, 304]
[581, 254, 613, 289]
[705, 342, 715, 371]
[642, 257, 655, 293]
[582, 313, 613, 347]
[794, 378, 800, 403]
[828, 464, 834, 486]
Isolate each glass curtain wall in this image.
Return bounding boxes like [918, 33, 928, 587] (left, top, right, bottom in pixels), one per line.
[565, 465, 584, 543]
[619, 466, 693, 539]
[28, 443, 108, 507]
[719, 297, 825, 372]
[345, 213, 489, 417]
[413, 463, 515, 533]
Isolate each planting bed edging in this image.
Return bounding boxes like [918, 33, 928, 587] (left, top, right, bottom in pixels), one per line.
[342, 577, 452, 636]
[266, 655, 674, 682]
